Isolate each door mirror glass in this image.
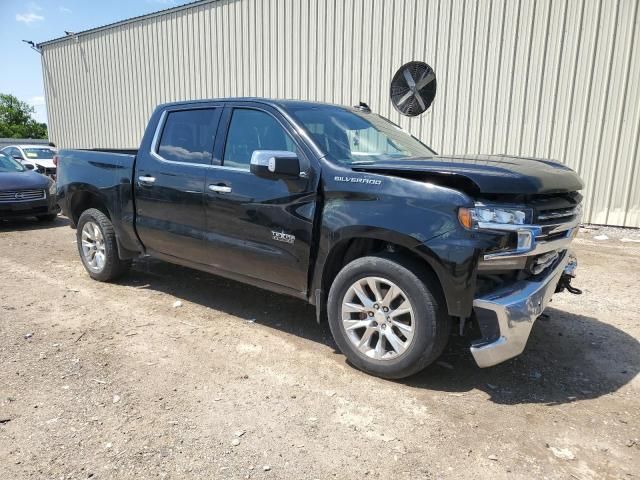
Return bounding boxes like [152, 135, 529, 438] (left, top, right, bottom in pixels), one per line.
[250, 150, 300, 178]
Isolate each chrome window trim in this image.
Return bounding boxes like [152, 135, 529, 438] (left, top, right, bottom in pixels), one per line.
[207, 164, 252, 174]
[149, 104, 310, 177]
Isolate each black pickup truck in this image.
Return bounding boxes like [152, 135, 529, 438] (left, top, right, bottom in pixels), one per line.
[57, 98, 583, 379]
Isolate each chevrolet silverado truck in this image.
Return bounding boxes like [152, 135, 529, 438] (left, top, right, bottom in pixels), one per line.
[56, 98, 583, 379]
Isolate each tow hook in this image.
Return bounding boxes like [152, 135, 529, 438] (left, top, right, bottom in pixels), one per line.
[556, 253, 582, 295]
[556, 274, 582, 294]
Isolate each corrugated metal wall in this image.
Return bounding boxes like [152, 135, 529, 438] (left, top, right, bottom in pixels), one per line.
[40, 0, 640, 227]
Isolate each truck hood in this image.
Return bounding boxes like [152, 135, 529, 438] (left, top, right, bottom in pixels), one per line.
[351, 154, 583, 195]
[0, 170, 50, 190]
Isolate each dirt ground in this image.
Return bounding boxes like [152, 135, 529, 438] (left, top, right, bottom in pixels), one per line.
[1, 216, 638, 480]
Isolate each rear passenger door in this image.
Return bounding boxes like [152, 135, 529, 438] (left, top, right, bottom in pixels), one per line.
[203, 104, 319, 293]
[134, 105, 222, 264]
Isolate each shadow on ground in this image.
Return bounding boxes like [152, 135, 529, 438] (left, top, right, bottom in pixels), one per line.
[121, 257, 639, 406]
[0, 215, 70, 232]
[406, 306, 639, 405]
[123, 256, 331, 346]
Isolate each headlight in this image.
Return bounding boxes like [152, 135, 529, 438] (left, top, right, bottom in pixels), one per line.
[48, 180, 56, 195]
[458, 205, 532, 229]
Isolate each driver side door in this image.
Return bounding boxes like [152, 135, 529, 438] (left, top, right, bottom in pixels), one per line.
[203, 104, 319, 294]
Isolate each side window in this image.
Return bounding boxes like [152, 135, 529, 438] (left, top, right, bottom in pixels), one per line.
[157, 109, 219, 164]
[223, 109, 297, 170]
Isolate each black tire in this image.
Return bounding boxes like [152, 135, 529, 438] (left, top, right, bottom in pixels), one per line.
[327, 255, 451, 379]
[76, 208, 131, 282]
[36, 213, 58, 222]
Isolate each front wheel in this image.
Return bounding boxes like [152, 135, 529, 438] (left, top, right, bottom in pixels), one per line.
[76, 208, 131, 282]
[327, 255, 450, 379]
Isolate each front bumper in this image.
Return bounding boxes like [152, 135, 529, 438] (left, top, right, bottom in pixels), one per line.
[0, 195, 59, 219]
[470, 250, 573, 368]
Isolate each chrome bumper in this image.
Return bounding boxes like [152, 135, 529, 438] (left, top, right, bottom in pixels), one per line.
[470, 251, 573, 368]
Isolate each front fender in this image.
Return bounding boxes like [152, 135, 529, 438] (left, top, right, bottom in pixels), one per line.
[310, 175, 478, 317]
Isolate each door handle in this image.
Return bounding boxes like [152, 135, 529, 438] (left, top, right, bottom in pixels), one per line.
[208, 184, 232, 194]
[138, 175, 156, 185]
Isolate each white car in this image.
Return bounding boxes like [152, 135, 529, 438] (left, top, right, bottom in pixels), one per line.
[1, 145, 57, 178]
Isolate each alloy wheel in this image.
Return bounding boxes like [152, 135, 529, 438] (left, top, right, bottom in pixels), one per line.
[341, 276, 415, 360]
[81, 221, 106, 272]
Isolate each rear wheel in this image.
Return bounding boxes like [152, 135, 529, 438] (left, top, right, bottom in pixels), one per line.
[76, 208, 131, 281]
[327, 255, 450, 379]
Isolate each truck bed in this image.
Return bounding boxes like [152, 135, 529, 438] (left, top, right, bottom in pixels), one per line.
[56, 148, 141, 256]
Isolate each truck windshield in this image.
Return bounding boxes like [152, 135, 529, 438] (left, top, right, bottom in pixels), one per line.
[0, 153, 25, 172]
[289, 106, 435, 164]
[23, 148, 55, 159]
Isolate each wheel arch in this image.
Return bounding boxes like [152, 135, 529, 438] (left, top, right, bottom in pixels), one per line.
[69, 189, 138, 260]
[69, 189, 112, 227]
[312, 227, 449, 318]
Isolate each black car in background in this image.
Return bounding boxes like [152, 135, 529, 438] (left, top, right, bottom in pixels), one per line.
[0, 152, 59, 222]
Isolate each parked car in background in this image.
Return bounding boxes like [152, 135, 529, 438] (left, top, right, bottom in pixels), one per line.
[0, 151, 59, 222]
[1, 145, 57, 178]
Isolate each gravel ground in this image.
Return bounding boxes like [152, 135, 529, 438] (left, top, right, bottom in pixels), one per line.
[0, 216, 638, 480]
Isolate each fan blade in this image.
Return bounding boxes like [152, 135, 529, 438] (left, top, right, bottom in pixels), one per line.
[414, 90, 426, 111]
[397, 90, 413, 106]
[416, 71, 436, 90]
[403, 68, 416, 89]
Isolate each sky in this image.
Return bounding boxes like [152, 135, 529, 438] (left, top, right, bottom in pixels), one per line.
[0, 0, 190, 124]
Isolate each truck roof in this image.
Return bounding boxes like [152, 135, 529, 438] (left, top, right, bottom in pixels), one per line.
[156, 97, 364, 113]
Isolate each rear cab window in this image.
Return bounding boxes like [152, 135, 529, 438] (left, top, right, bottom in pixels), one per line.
[156, 109, 220, 165]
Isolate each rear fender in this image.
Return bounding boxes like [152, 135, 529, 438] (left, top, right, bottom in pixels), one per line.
[66, 184, 142, 258]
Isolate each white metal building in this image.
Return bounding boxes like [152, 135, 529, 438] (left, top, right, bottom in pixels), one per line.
[39, 0, 640, 227]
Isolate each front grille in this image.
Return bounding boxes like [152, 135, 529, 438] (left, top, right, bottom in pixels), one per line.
[0, 189, 46, 203]
[531, 192, 582, 227]
[537, 206, 579, 221]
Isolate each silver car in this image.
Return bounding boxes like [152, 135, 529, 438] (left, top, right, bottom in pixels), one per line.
[1, 144, 57, 178]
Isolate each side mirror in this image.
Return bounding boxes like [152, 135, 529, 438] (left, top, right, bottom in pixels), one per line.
[24, 163, 35, 170]
[250, 150, 300, 179]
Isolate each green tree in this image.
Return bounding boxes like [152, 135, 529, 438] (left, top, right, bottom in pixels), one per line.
[0, 93, 48, 139]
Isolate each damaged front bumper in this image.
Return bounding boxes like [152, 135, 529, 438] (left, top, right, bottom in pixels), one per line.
[470, 251, 577, 368]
